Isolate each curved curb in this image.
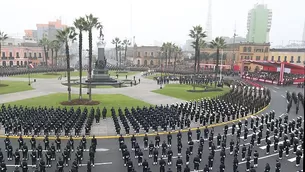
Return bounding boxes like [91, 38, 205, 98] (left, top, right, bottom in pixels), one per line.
[0, 104, 270, 140]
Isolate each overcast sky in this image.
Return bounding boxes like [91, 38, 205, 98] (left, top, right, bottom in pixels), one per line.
[1, 0, 304, 48]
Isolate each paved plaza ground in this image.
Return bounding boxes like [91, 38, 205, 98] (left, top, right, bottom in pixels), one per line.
[0, 72, 304, 172]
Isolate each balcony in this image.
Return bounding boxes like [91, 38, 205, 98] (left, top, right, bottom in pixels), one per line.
[9, 57, 14, 60]
[1, 57, 7, 60]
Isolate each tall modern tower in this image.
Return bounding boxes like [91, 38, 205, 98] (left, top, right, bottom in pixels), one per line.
[246, 4, 272, 43]
[205, 0, 212, 42]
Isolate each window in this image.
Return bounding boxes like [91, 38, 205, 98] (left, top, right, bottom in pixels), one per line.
[277, 56, 281, 62]
[151, 52, 154, 56]
[264, 56, 268, 61]
[248, 47, 252, 52]
[144, 52, 147, 57]
[265, 47, 269, 52]
[250, 56, 253, 60]
[2, 52, 5, 57]
[297, 56, 301, 63]
[29, 53, 32, 58]
[24, 52, 27, 58]
[137, 52, 140, 57]
[243, 47, 247, 52]
[284, 56, 287, 62]
[271, 56, 274, 61]
[17, 61, 20, 66]
[39, 53, 42, 58]
[290, 56, 294, 63]
[34, 53, 37, 58]
[46, 52, 48, 58]
[241, 56, 243, 60]
[255, 56, 260, 60]
[9, 52, 12, 57]
[16, 52, 19, 58]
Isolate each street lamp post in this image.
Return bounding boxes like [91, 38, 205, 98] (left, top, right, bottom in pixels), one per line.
[220, 49, 224, 82]
[26, 48, 31, 86]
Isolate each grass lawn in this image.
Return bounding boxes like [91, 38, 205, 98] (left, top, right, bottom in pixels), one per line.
[5, 93, 151, 117]
[152, 84, 230, 101]
[0, 80, 33, 95]
[11, 70, 139, 79]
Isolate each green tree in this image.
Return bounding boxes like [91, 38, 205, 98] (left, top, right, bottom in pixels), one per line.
[52, 40, 61, 70]
[74, 17, 86, 100]
[111, 37, 121, 68]
[210, 36, 227, 86]
[0, 31, 8, 60]
[189, 25, 207, 74]
[173, 44, 182, 75]
[83, 14, 101, 101]
[39, 36, 50, 66]
[56, 27, 77, 102]
[122, 39, 131, 65]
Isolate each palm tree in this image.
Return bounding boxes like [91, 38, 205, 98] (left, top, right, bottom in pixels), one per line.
[173, 44, 182, 75]
[0, 31, 8, 59]
[52, 40, 61, 71]
[122, 39, 131, 65]
[161, 43, 168, 69]
[210, 37, 227, 85]
[167, 42, 173, 66]
[83, 14, 101, 101]
[39, 36, 50, 66]
[111, 37, 121, 68]
[74, 17, 86, 100]
[197, 39, 207, 73]
[189, 25, 207, 74]
[56, 27, 77, 102]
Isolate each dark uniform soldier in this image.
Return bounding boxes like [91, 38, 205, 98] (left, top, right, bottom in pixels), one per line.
[253, 150, 259, 167]
[137, 149, 143, 166]
[7, 144, 13, 161]
[45, 149, 52, 167]
[69, 136, 74, 152]
[30, 135, 36, 150]
[21, 160, 28, 172]
[4, 136, 10, 152]
[264, 163, 270, 172]
[22, 143, 28, 161]
[123, 149, 130, 166]
[208, 153, 213, 170]
[18, 135, 24, 151]
[144, 134, 148, 150]
[37, 143, 43, 160]
[196, 127, 201, 141]
[148, 141, 154, 158]
[31, 149, 37, 168]
[159, 158, 166, 172]
[155, 134, 161, 148]
[51, 143, 56, 160]
[142, 159, 149, 172]
[153, 148, 158, 165]
[89, 148, 95, 167]
[62, 148, 69, 166]
[296, 149, 302, 166]
[42, 136, 49, 150]
[56, 136, 61, 152]
[0, 161, 7, 172]
[167, 148, 173, 165]
[193, 155, 200, 171]
[127, 158, 133, 172]
[176, 156, 183, 172]
[57, 157, 64, 172]
[275, 160, 281, 172]
[39, 158, 46, 172]
[14, 149, 20, 167]
[177, 141, 183, 156]
[131, 135, 136, 150]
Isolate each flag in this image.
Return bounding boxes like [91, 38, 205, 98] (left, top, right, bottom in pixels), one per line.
[28, 64, 34, 69]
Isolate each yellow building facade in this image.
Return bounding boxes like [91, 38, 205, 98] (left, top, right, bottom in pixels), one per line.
[269, 48, 305, 67]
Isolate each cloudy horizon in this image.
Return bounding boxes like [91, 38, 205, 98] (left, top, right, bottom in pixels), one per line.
[1, 0, 304, 48]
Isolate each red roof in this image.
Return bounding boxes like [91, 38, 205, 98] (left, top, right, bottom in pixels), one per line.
[242, 60, 305, 70]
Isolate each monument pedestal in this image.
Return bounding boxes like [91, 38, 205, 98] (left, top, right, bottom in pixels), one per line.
[85, 39, 121, 86]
